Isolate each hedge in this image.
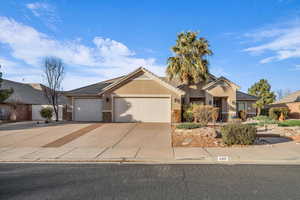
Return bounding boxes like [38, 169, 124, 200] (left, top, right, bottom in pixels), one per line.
[221, 124, 257, 145]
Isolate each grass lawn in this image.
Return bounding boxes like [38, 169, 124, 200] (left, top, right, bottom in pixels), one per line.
[278, 120, 300, 127]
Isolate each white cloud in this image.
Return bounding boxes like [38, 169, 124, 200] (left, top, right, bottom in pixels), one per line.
[26, 2, 60, 31]
[0, 17, 165, 89]
[243, 20, 300, 63]
[26, 2, 52, 16]
[0, 57, 17, 68]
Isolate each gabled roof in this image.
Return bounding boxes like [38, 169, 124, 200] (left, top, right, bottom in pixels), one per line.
[66, 76, 124, 96]
[98, 67, 185, 95]
[236, 91, 258, 101]
[1, 79, 68, 105]
[275, 90, 300, 104]
[202, 76, 240, 90]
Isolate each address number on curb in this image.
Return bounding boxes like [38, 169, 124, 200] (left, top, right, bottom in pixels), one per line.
[217, 156, 229, 161]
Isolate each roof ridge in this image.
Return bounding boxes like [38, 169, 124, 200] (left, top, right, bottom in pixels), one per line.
[2, 78, 30, 86]
[66, 76, 123, 93]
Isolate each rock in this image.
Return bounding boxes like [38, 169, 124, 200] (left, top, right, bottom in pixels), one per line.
[195, 127, 217, 138]
[181, 138, 193, 145]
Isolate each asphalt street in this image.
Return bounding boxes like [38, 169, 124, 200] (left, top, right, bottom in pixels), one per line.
[0, 164, 300, 200]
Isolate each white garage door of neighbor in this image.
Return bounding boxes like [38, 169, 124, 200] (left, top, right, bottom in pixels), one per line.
[114, 97, 171, 123]
[74, 99, 103, 121]
[32, 105, 63, 121]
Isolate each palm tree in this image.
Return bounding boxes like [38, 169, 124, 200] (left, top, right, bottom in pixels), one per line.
[166, 31, 212, 84]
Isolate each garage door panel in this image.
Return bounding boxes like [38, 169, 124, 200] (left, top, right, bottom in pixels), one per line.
[114, 97, 171, 123]
[74, 99, 103, 121]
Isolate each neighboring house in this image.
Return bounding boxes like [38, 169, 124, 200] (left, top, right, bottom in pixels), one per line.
[0, 79, 68, 121]
[269, 90, 300, 119]
[66, 67, 257, 123]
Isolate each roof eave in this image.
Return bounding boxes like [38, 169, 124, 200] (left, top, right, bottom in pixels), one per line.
[98, 67, 185, 96]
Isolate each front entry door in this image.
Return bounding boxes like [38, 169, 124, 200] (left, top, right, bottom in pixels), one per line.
[213, 97, 222, 121]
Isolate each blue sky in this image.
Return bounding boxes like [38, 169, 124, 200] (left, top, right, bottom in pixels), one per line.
[0, 0, 300, 92]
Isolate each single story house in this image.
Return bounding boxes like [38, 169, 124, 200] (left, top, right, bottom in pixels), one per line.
[269, 90, 300, 119]
[0, 79, 68, 121]
[66, 67, 257, 123]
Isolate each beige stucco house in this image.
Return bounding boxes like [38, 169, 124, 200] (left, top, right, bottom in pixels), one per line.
[66, 67, 257, 123]
[269, 90, 300, 119]
[0, 79, 68, 121]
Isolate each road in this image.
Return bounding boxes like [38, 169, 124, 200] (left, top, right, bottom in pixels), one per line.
[0, 164, 300, 200]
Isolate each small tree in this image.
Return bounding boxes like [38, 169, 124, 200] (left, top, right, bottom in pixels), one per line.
[276, 89, 292, 101]
[248, 79, 276, 116]
[42, 57, 65, 121]
[40, 107, 53, 123]
[0, 65, 13, 102]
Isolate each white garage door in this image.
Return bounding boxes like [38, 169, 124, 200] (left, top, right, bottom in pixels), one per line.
[114, 97, 171, 123]
[32, 105, 63, 121]
[74, 99, 103, 121]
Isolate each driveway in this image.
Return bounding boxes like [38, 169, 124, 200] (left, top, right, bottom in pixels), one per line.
[0, 122, 93, 148]
[0, 122, 173, 161]
[0, 122, 171, 149]
[64, 123, 171, 149]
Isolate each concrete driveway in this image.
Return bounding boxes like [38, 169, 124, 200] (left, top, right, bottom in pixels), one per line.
[0, 122, 171, 148]
[0, 122, 173, 161]
[0, 122, 93, 148]
[62, 123, 173, 160]
[64, 123, 171, 149]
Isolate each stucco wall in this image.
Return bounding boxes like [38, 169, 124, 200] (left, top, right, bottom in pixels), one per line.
[206, 83, 237, 119]
[102, 72, 182, 123]
[270, 102, 300, 119]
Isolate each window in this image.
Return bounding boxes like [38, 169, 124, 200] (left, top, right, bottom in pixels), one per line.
[190, 97, 205, 105]
[237, 102, 246, 111]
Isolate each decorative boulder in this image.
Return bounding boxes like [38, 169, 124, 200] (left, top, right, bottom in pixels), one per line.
[195, 127, 218, 138]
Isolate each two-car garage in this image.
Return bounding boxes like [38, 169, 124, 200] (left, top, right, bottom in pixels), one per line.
[73, 97, 171, 123]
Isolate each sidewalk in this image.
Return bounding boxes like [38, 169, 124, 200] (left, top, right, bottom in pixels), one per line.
[0, 141, 299, 164]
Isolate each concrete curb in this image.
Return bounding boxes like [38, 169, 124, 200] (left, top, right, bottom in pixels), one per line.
[1, 159, 300, 165]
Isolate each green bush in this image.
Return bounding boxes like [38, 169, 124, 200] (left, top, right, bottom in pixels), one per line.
[183, 104, 197, 122]
[221, 124, 257, 145]
[260, 108, 269, 116]
[269, 107, 290, 120]
[40, 107, 53, 122]
[176, 123, 201, 129]
[252, 115, 271, 121]
[278, 120, 300, 127]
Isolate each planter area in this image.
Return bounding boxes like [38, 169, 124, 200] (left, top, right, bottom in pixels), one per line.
[172, 121, 298, 147]
[172, 126, 224, 147]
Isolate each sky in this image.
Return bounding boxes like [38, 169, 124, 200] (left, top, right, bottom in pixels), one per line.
[0, 0, 300, 92]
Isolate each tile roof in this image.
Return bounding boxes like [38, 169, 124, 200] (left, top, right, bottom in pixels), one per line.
[1, 79, 68, 105]
[66, 76, 124, 96]
[236, 91, 258, 101]
[275, 90, 300, 104]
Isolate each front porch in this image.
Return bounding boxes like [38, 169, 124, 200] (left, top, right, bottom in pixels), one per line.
[187, 96, 234, 122]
